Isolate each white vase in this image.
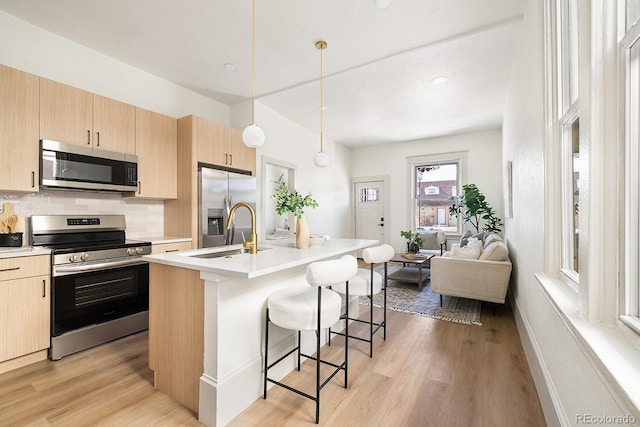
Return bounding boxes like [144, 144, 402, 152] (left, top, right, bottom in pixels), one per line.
[296, 214, 310, 249]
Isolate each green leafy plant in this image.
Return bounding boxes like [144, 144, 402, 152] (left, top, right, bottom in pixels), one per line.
[400, 230, 424, 253]
[449, 183, 503, 233]
[272, 174, 318, 218]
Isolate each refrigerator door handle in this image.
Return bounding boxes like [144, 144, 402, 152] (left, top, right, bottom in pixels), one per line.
[224, 194, 235, 245]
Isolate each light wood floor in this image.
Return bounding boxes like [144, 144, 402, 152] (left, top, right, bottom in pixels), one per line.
[0, 303, 546, 427]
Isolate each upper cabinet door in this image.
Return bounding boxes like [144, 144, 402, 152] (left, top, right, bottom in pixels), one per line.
[197, 117, 226, 167]
[135, 107, 177, 199]
[40, 78, 93, 147]
[196, 116, 255, 175]
[0, 65, 40, 192]
[93, 95, 135, 155]
[40, 79, 135, 154]
[227, 127, 256, 175]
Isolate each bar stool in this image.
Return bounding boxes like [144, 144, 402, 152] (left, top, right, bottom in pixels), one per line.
[329, 244, 394, 357]
[263, 255, 358, 424]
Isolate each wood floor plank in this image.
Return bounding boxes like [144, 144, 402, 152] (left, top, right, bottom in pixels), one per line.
[0, 302, 546, 427]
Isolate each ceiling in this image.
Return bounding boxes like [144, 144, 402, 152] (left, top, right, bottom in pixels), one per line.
[0, 0, 523, 147]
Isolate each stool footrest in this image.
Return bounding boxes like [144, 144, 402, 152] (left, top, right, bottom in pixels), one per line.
[266, 345, 300, 372]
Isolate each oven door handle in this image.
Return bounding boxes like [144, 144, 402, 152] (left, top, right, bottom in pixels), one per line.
[53, 258, 148, 276]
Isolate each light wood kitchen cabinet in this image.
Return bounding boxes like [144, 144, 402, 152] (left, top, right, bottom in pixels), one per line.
[40, 78, 135, 154]
[0, 255, 50, 373]
[134, 108, 178, 199]
[196, 115, 255, 174]
[0, 65, 40, 192]
[152, 241, 192, 254]
[226, 127, 256, 174]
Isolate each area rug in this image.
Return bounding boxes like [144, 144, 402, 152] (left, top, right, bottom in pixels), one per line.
[358, 266, 482, 326]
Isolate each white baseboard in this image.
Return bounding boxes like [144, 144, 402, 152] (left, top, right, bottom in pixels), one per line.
[510, 292, 566, 427]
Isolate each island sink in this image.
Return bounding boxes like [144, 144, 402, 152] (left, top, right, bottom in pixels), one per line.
[188, 247, 270, 259]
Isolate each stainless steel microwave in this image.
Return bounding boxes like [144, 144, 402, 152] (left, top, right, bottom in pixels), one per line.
[40, 139, 138, 192]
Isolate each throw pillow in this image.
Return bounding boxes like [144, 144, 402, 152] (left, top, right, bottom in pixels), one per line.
[479, 242, 509, 261]
[472, 232, 486, 242]
[484, 233, 503, 248]
[418, 230, 439, 250]
[459, 230, 472, 247]
[452, 240, 482, 259]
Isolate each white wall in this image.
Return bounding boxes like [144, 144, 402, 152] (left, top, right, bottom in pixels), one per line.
[231, 100, 352, 240]
[503, 1, 630, 425]
[350, 129, 503, 252]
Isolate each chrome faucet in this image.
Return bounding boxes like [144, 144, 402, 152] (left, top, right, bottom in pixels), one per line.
[227, 202, 258, 254]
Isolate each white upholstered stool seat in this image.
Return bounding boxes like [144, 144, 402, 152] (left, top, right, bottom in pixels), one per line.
[329, 244, 394, 357]
[332, 269, 382, 296]
[268, 286, 342, 331]
[263, 255, 358, 424]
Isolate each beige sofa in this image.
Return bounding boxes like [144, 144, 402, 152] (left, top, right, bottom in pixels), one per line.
[430, 234, 512, 304]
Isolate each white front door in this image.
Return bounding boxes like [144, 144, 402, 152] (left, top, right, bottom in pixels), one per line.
[354, 180, 385, 243]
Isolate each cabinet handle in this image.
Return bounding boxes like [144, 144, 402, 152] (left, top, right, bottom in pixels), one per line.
[42, 279, 46, 298]
[96, 131, 100, 146]
[225, 154, 228, 165]
[138, 181, 141, 194]
[87, 130, 91, 145]
[229, 154, 233, 165]
[165, 249, 179, 253]
[0, 267, 20, 273]
[31, 171, 35, 188]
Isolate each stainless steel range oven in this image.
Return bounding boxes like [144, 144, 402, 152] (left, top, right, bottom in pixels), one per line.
[30, 215, 151, 360]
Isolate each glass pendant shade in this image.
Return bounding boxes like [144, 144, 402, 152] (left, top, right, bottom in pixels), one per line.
[313, 151, 330, 167]
[242, 123, 265, 147]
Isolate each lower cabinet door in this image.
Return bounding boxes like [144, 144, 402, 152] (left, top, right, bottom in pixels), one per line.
[0, 276, 50, 362]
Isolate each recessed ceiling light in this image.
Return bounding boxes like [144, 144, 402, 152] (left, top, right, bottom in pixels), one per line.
[431, 76, 448, 85]
[374, 0, 393, 9]
[224, 63, 239, 71]
[320, 106, 329, 110]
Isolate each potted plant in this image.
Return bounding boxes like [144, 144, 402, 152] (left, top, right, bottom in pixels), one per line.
[400, 230, 424, 253]
[272, 174, 318, 248]
[449, 183, 503, 233]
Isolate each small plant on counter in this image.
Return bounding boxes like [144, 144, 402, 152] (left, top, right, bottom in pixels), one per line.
[272, 174, 318, 218]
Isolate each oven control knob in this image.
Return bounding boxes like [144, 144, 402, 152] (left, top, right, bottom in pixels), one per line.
[80, 253, 89, 261]
[127, 248, 136, 256]
[69, 254, 80, 263]
[135, 247, 145, 255]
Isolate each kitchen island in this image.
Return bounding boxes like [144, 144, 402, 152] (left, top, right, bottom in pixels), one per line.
[144, 237, 377, 426]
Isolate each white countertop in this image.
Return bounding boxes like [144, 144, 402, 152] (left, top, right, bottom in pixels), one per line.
[135, 236, 192, 245]
[144, 237, 377, 279]
[0, 246, 51, 259]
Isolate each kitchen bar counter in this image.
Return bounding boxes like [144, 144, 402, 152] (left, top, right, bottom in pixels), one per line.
[0, 246, 50, 259]
[144, 237, 374, 279]
[144, 237, 376, 426]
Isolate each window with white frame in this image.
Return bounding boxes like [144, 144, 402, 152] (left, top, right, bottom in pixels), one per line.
[408, 153, 466, 234]
[621, 7, 640, 330]
[555, 0, 582, 283]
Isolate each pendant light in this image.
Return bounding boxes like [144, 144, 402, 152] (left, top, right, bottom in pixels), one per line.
[313, 40, 330, 168]
[242, 0, 265, 147]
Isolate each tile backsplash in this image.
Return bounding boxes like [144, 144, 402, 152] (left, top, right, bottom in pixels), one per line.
[0, 190, 163, 239]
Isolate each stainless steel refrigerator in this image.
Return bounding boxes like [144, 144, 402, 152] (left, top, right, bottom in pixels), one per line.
[198, 166, 257, 248]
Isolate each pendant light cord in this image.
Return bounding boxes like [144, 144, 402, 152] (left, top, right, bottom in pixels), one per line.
[251, 0, 256, 124]
[320, 45, 323, 152]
